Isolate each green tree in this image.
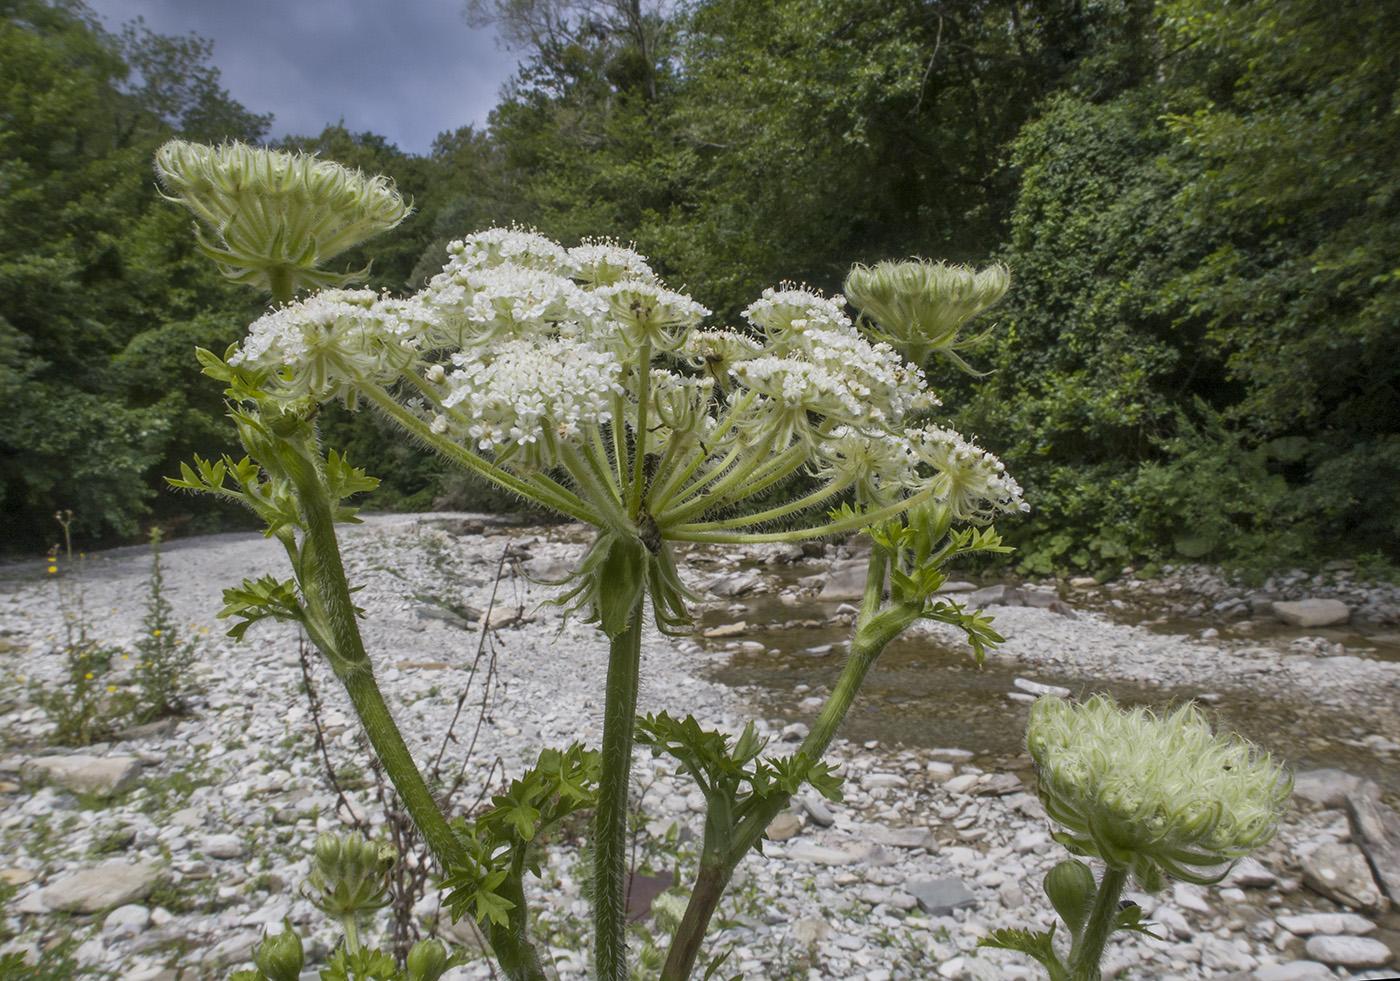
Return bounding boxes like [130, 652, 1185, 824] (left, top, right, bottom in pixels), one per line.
[0, 0, 265, 550]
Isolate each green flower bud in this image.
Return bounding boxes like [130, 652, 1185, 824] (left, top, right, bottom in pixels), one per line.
[250, 919, 304, 981]
[844, 259, 1009, 370]
[154, 140, 411, 299]
[406, 937, 449, 981]
[305, 831, 396, 917]
[1043, 858, 1096, 939]
[1027, 695, 1292, 889]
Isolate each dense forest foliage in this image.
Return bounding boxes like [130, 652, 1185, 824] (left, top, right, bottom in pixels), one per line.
[2, 0, 1396, 577]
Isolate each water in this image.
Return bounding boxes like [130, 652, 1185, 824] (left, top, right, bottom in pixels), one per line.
[701, 594, 1400, 796]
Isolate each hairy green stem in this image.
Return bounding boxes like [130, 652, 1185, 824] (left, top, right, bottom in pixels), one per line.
[276, 423, 549, 981]
[595, 594, 646, 981]
[660, 551, 922, 981]
[1069, 865, 1128, 981]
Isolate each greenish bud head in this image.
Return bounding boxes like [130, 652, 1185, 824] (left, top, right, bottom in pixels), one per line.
[1027, 695, 1292, 888]
[1043, 858, 1096, 938]
[306, 831, 396, 916]
[250, 920, 304, 981]
[844, 259, 1009, 369]
[406, 937, 449, 981]
[154, 140, 411, 298]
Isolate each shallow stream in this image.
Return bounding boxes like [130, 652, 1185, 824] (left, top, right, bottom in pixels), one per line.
[701, 590, 1400, 797]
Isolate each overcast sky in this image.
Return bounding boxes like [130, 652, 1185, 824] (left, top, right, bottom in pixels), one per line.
[86, 0, 525, 157]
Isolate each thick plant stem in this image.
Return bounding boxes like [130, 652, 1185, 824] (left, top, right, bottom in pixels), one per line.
[278, 427, 550, 980]
[661, 551, 922, 981]
[1069, 865, 1128, 981]
[595, 595, 646, 981]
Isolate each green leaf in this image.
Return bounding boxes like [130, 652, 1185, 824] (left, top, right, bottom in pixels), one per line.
[978, 926, 1064, 979]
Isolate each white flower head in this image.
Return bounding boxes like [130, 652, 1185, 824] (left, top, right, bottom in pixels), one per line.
[441, 337, 624, 470]
[594, 280, 710, 352]
[448, 227, 571, 273]
[233, 289, 400, 401]
[569, 239, 658, 287]
[906, 425, 1027, 521]
[814, 427, 915, 506]
[742, 285, 851, 348]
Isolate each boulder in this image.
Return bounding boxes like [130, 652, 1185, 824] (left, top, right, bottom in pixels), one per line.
[1345, 779, 1400, 901]
[785, 842, 855, 866]
[704, 571, 765, 598]
[1303, 934, 1393, 969]
[765, 813, 803, 842]
[1273, 599, 1351, 627]
[40, 862, 161, 913]
[1301, 841, 1385, 912]
[819, 560, 875, 600]
[21, 756, 141, 797]
[905, 878, 976, 916]
[1293, 767, 1366, 809]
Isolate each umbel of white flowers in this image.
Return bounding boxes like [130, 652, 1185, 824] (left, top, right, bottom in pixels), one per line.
[158, 140, 1023, 634]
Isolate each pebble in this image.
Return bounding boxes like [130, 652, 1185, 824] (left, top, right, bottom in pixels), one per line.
[0, 515, 1396, 980]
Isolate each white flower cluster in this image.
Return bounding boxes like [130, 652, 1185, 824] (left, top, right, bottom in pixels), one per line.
[742, 285, 852, 339]
[233, 289, 410, 401]
[906, 426, 1028, 521]
[440, 338, 624, 468]
[227, 226, 1024, 533]
[570, 239, 657, 287]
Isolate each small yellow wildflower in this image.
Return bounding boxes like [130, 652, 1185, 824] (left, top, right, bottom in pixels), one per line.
[84, 672, 93, 680]
[47, 565, 57, 574]
[153, 630, 162, 637]
[107, 685, 116, 693]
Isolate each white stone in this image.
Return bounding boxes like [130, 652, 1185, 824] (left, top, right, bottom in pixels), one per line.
[785, 843, 855, 866]
[1276, 912, 1376, 936]
[1273, 599, 1351, 627]
[1303, 934, 1394, 969]
[201, 834, 248, 859]
[21, 756, 141, 796]
[40, 862, 161, 913]
[101, 903, 151, 937]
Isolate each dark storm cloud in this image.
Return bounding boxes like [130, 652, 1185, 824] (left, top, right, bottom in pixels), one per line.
[87, 0, 523, 155]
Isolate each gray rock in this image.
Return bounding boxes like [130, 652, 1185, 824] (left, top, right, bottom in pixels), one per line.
[943, 774, 980, 795]
[966, 585, 1023, 608]
[970, 773, 1023, 797]
[802, 794, 835, 828]
[868, 826, 938, 850]
[766, 813, 802, 842]
[1276, 912, 1376, 936]
[101, 903, 151, 937]
[1303, 934, 1393, 969]
[1273, 599, 1351, 627]
[1346, 779, 1400, 901]
[905, 878, 976, 916]
[200, 833, 248, 860]
[1012, 677, 1071, 699]
[861, 772, 908, 790]
[1294, 767, 1366, 808]
[40, 862, 161, 913]
[790, 918, 833, 944]
[1301, 841, 1385, 912]
[21, 755, 141, 796]
[785, 842, 855, 866]
[1222, 856, 1277, 889]
[705, 571, 764, 598]
[819, 560, 875, 600]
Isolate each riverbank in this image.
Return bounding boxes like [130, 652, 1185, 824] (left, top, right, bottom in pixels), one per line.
[0, 514, 1396, 979]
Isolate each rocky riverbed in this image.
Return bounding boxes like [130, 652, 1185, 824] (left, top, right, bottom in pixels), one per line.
[0, 513, 1398, 980]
